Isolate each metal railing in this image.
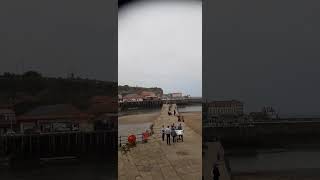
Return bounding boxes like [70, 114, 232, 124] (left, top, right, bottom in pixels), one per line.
[118, 133, 144, 147]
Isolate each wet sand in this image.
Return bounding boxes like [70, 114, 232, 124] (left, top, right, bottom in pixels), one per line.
[233, 175, 320, 180]
[118, 112, 160, 125]
[233, 169, 320, 180]
[118, 112, 161, 137]
[181, 112, 202, 135]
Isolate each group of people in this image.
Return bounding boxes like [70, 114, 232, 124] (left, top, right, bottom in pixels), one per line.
[160, 123, 183, 145]
[167, 109, 177, 116]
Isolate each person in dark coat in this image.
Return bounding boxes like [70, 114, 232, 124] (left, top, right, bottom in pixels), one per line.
[171, 126, 177, 143]
[160, 125, 165, 141]
[165, 126, 171, 145]
[212, 164, 220, 180]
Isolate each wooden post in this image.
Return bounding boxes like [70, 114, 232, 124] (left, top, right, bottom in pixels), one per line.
[29, 135, 32, 153]
[52, 135, 55, 155]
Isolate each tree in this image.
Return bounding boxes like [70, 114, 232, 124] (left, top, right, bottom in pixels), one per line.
[23, 71, 42, 79]
[2, 72, 14, 77]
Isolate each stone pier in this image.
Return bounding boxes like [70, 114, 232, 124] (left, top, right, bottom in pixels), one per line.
[119, 104, 202, 180]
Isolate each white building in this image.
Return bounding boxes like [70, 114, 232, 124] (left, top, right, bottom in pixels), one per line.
[262, 106, 278, 119]
[122, 94, 143, 102]
[0, 109, 16, 134]
[207, 100, 243, 117]
[170, 92, 183, 98]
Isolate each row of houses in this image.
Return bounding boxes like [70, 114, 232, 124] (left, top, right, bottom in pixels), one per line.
[204, 100, 244, 118]
[118, 91, 160, 103]
[203, 100, 278, 127]
[119, 91, 188, 103]
[0, 96, 117, 135]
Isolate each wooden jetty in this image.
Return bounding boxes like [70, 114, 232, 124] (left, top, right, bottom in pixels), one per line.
[0, 130, 117, 165]
[119, 98, 202, 111]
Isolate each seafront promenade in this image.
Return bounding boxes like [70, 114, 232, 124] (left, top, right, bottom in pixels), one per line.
[118, 104, 201, 180]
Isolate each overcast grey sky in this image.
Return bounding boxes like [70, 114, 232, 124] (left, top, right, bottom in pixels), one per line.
[0, 0, 117, 82]
[118, 0, 202, 96]
[204, 0, 320, 115]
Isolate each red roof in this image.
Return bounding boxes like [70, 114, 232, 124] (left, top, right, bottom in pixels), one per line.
[87, 102, 117, 114]
[17, 114, 92, 123]
[123, 94, 143, 99]
[16, 104, 93, 122]
[90, 96, 115, 104]
[0, 109, 15, 114]
[0, 109, 16, 125]
[140, 91, 156, 97]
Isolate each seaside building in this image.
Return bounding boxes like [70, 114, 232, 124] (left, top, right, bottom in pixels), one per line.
[90, 96, 115, 104]
[122, 94, 143, 102]
[88, 95, 117, 114]
[139, 91, 158, 100]
[94, 113, 117, 131]
[169, 92, 183, 99]
[17, 104, 93, 133]
[118, 94, 123, 103]
[206, 100, 244, 117]
[249, 106, 278, 121]
[203, 115, 251, 127]
[262, 106, 278, 119]
[161, 94, 170, 100]
[0, 109, 16, 134]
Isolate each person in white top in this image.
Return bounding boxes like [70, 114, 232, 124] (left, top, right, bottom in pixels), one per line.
[164, 126, 171, 145]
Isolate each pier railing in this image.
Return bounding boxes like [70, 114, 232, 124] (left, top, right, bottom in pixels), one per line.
[118, 124, 161, 147]
[118, 133, 144, 147]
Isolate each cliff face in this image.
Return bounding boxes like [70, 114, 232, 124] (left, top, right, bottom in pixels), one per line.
[118, 85, 163, 97]
[0, 73, 116, 114]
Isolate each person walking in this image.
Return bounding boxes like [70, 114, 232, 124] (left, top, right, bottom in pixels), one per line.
[172, 123, 175, 128]
[160, 125, 165, 141]
[171, 125, 177, 143]
[177, 123, 183, 141]
[212, 164, 220, 180]
[165, 126, 171, 145]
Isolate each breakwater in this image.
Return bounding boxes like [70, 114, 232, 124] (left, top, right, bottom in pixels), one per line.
[204, 121, 320, 148]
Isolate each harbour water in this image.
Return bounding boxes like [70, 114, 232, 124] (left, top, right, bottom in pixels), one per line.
[228, 148, 320, 174]
[1, 161, 117, 180]
[118, 122, 153, 137]
[177, 105, 202, 113]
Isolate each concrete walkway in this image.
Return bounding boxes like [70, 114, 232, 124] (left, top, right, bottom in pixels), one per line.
[119, 104, 202, 180]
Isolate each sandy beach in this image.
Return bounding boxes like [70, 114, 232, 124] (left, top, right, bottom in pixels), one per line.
[181, 112, 202, 135]
[118, 112, 160, 125]
[118, 111, 161, 137]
